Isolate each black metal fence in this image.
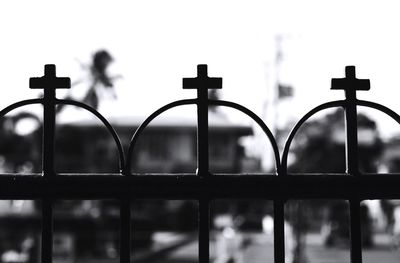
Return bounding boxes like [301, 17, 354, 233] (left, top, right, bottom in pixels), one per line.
[1, 64, 400, 263]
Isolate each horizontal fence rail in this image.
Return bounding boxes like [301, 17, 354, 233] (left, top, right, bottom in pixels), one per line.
[0, 64, 398, 263]
[0, 173, 400, 199]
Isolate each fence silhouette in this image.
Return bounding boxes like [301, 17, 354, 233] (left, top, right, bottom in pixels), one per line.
[0, 64, 400, 263]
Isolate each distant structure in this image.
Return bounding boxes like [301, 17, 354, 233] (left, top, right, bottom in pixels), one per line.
[55, 111, 256, 173]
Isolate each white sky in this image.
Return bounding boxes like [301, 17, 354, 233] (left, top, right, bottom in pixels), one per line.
[1, 0, 400, 138]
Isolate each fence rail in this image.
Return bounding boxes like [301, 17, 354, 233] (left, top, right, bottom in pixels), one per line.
[0, 64, 399, 263]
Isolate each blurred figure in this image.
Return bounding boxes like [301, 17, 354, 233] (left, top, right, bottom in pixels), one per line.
[91, 50, 114, 88]
[208, 89, 220, 112]
[324, 201, 350, 247]
[214, 215, 246, 263]
[287, 201, 309, 263]
[82, 50, 115, 109]
[392, 206, 400, 248]
[285, 220, 295, 263]
[360, 203, 373, 248]
[57, 49, 121, 112]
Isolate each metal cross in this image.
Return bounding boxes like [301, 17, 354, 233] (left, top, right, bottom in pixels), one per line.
[182, 64, 223, 176]
[30, 64, 71, 91]
[183, 64, 222, 92]
[331, 66, 370, 99]
[29, 64, 70, 176]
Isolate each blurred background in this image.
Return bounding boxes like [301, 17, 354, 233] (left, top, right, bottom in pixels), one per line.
[1, 0, 400, 262]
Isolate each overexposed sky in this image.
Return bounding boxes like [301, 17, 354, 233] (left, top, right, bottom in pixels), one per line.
[1, 0, 400, 138]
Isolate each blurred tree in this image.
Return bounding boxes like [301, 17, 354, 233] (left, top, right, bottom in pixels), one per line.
[57, 49, 121, 112]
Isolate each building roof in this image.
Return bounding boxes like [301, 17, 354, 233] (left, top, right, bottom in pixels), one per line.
[60, 110, 253, 135]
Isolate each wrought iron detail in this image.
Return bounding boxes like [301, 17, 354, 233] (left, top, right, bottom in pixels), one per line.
[0, 64, 398, 263]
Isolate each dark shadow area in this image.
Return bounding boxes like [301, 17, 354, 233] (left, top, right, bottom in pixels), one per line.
[53, 200, 119, 263]
[285, 200, 351, 263]
[132, 200, 198, 263]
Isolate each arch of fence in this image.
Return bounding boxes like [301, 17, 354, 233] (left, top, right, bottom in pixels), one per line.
[0, 64, 400, 263]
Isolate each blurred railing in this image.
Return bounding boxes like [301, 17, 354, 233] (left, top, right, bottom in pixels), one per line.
[1, 64, 400, 263]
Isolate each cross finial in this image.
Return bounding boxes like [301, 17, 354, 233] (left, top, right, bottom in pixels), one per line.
[183, 64, 222, 91]
[30, 64, 71, 91]
[182, 65, 222, 176]
[331, 66, 370, 99]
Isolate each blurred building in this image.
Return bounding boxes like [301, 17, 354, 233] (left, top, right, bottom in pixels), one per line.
[55, 111, 255, 174]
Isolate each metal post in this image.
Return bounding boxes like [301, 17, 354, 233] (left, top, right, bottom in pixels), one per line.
[183, 64, 221, 176]
[343, 68, 362, 263]
[331, 66, 370, 263]
[41, 199, 53, 263]
[120, 198, 131, 263]
[183, 65, 222, 263]
[197, 75, 209, 176]
[30, 65, 70, 263]
[196, 65, 210, 263]
[274, 200, 285, 263]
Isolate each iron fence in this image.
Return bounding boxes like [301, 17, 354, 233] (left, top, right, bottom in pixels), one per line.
[0, 64, 399, 263]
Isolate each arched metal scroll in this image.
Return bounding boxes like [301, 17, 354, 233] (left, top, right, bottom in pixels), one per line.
[126, 92, 281, 173]
[125, 98, 281, 173]
[209, 99, 280, 172]
[57, 99, 125, 171]
[358, 100, 400, 125]
[0, 99, 126, 173]
[281, 101, 400, 174]
[281, 100, 344, 172]
[281, 67, 400, 175]
[0, 99, 42, 118]
[126, 99, 196, 172]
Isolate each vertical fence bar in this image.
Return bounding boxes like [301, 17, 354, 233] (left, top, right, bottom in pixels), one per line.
[120, 198, 131, 263]
[199, 198, 210, 263]
[30, 65, 70, 263]
[344, 85, 362, 263]
[198, 77, 210, 263]
[332, 66, 370, 263]
[41, 199, 53, 263]
[43, 86, 56, 175]
[196, 65, 210, 263]
[276, 146, 285, 263]
[344, 68, 363, 263]
[42, 67, 56, 263]
[274, 200, 285, 263]
[197, 74, 209, 176]
[349, 198, 362, 263]
[41, 72, 56, 263]
[343, 80, 359, 175]
[183, 65, 222, 263]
